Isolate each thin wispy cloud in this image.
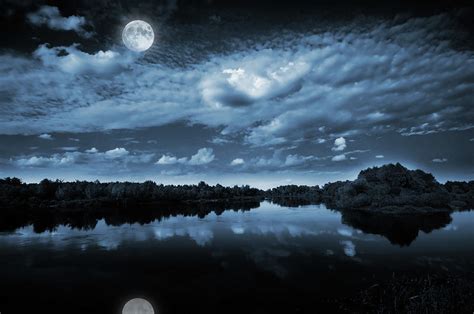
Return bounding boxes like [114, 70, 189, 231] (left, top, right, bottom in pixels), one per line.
[27, 5, 93, 38]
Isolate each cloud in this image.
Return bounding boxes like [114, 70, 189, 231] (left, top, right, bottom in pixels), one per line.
[332, 137, 346, 151]
[331, 154, 346, 162]
[251, 151, 317, 168]
[284, 154, 315, 166]
[375, 155, 385, 159]
[189, 148, 215, 165]
[156, 148, 215, 166]
[0, 13, 473, 149]
[201, 60, 309, 108]
[27, 5, 93, 38]
[230, 158, 245, 166]
[15, 153, 78, 167]
[210, 137, 232, 145]
[85, 147, 98, 153]
[432, 158, 448, 163]
[38, 133, 53, 140]
[34, 44, 135, 75]
[104, 148, 129, 159]
[156, 154, 187, 165]
[59, 147, 78, 151]
[12, 148, 154, 168]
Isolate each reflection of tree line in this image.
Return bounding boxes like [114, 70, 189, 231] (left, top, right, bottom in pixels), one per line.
[269, 197, 454, 246]
[0, 199, 259, 233]
[341, 210, 452, 246]
[1, 163, 472, 245]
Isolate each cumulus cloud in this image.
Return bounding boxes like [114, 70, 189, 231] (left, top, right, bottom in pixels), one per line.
[156, 155, 184, 165]
[189, 148, 215, 165]
[38, 133, 53, 140]
[201, 60, 309, 108]
[27, 5, 93, 38]
[432, 158, 448, 163]
[331, 154, 346, 162]
[104, 148, 129, 159]
[230, 158, 245, 166]
[12, 148, 154, 168]
[15, 153, 78, 167]
[0, 13, 473, 149]
[156, 148, 215, 166]
[332, 137, 346, 151]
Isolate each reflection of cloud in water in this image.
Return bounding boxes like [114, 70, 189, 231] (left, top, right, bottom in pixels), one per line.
[226, 203, 341, 239]
[325, 249, 335, 256]
[231, 225, 245, 234]
[154, 224, 214, 246]
[250, 248, 292, 278]
[443, 224, 458, 231]
[337, 228, 353, 237]
[5, 220, 156, 250]
[340, 240, 356, 257]
[0, 202, 344, 249]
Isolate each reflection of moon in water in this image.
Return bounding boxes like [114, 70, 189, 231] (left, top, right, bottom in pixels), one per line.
[122, 20, 154, 52]
[122, 298, 155, 314]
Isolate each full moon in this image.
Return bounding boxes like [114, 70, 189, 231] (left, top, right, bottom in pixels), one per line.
[122, 20, 154, 52]
[122, 298, 155, 314]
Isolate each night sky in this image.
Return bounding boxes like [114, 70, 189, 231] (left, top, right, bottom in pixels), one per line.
[0, 0, 473, 188]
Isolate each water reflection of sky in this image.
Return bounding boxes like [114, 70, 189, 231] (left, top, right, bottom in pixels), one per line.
[1, 202, 473, 260]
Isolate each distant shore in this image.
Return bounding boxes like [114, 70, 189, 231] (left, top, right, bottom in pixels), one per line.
[1, 164, 472, 226]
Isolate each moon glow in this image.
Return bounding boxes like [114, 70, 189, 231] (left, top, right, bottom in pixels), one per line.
[122, 20, 154, 52]
[122, 298, 155, 314]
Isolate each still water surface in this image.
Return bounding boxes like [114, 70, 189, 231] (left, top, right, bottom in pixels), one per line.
[0, 202, 473, 313]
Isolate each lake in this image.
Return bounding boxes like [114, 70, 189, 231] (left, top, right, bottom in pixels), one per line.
[0, 201, 473, 313]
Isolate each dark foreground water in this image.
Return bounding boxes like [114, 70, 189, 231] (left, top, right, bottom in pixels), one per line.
[0, 202, 473, 313]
